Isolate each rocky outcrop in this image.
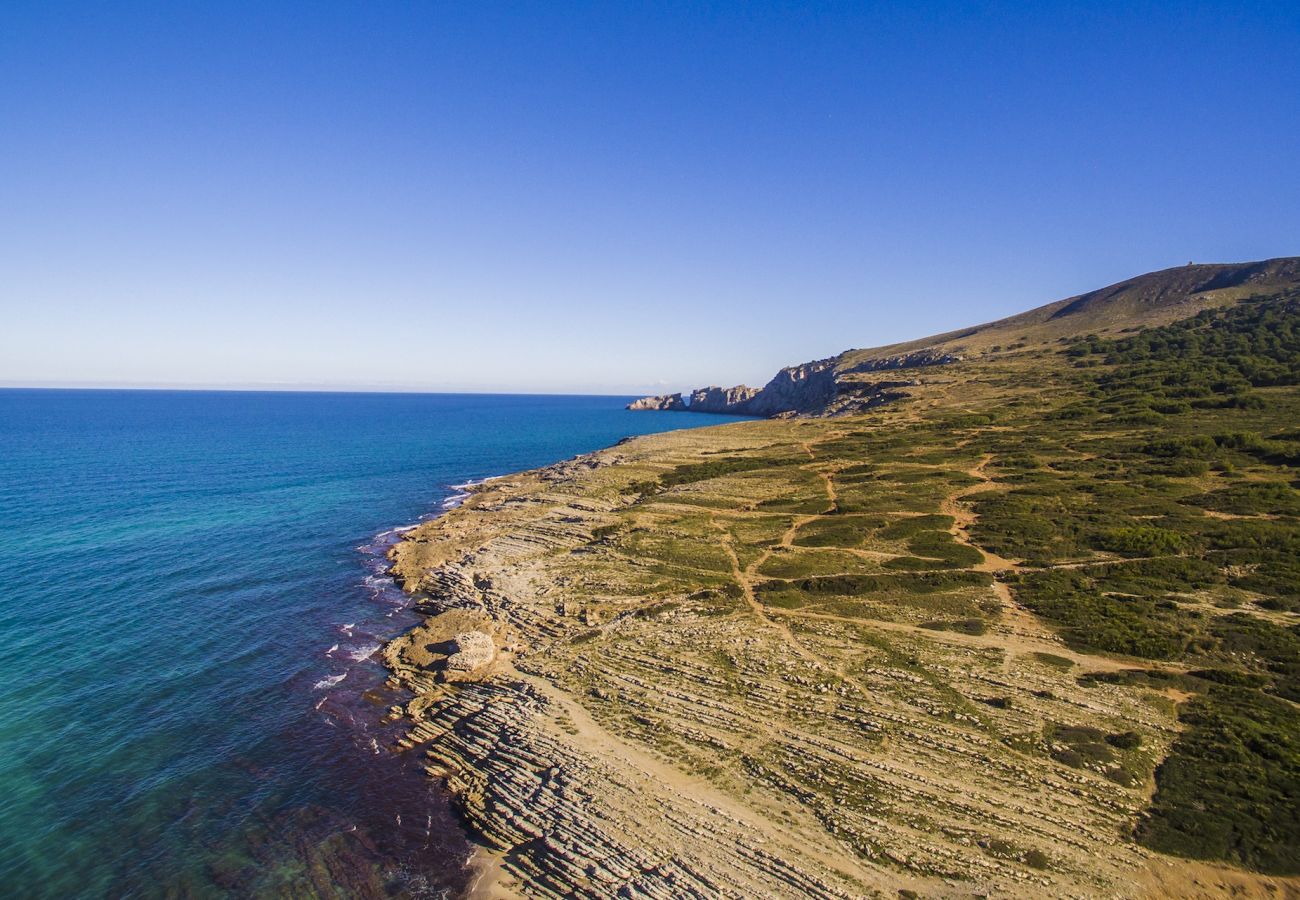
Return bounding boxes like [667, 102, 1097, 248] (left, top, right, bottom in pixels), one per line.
[843, 349, 960, 374]
[626, 393, 686, 411]
[629, 349, 958, 419]
[744, 358, 839, 416]
[627, 363, 840, 418]
[447, 631, 495, 672]
[687, 385, 760, 413]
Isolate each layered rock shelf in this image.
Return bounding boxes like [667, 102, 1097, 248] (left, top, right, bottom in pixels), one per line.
[380, 421, 1222, 898]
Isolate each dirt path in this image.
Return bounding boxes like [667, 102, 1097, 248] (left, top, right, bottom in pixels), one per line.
[930, 454, 1178, 676]
[763, 606, 1141, 672]
[706, 447, 1186, 682]
[710, 444, 884, 690]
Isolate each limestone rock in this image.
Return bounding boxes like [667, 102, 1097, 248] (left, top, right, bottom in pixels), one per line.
[744, 359, 839, 417]
[843, 348, 961, 373]
[686, 385, 760, 413]
[626, 393, 686, 411]
[660, 347, 960, 420]
[447, 631, 495, 672]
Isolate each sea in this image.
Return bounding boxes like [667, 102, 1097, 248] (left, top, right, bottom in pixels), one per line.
[0, 389, 740, 898]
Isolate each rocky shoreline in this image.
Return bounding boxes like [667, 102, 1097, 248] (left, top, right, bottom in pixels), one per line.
[378, 451, 881, 898]
[373, 424, 1260, 899]
[374, 261, 1300, 899]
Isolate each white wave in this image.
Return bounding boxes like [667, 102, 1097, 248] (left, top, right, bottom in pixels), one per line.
[313, 672, 347, 690]
[339, 623, 355, 636]
[451, 476, 492, 491]
[439, 476, 499, 510]
[372, 522, 422, 541]
[325, 643, 339, 656]
[347, 643, 380, 661]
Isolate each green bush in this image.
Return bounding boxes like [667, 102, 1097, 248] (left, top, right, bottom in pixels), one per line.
[1092, 525, 1188, 556]
[1137, 687, 1300, 874]
[1187, 482, 1300, 517]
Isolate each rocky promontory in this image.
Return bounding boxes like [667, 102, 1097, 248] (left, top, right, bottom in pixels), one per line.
[627, 350, 954, 418]
[626, 392, 686, 411]
[687, 384, 759, 413]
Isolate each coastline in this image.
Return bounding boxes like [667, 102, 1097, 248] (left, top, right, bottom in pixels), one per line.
[374, 429, 888, 898]
[377, 415, 1300, 899]
[374, 423, 1058, 898]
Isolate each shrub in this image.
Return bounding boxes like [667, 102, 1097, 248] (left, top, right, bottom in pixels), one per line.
[1092, 525, 1187, 556]
[1137, 687, 1300, 874]
[1106, 730, 1142, 749]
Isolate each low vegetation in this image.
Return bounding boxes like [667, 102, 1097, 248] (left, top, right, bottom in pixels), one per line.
[390, 267, 1300, 893]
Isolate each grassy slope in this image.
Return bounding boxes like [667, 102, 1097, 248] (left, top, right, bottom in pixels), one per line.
[390, 264, 1300, 893]
[606, 285, 1300, 874]
[836, 257, 1300, 368]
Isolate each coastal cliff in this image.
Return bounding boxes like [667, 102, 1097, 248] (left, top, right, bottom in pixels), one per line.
[629, 257, 1300, 419]
[628, 351, 950, 418]
[687, 384, 759, 413]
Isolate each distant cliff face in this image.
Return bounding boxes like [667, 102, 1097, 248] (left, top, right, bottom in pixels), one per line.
[627, 393, 686, 411]
[687, 385, 759, 413]
[744, 359, 838, 416]
[628, 257, 1300, 419]
[626, 353, 950, 418]
[626, 354, 953, 417]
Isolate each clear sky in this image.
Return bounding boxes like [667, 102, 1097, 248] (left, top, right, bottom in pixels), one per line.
[1, 2, 1297, 395]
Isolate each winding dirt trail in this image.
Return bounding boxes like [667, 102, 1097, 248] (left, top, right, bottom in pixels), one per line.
[937, 455, 1041, 670]
[710, 437, 875, 683]
[933, 454, 1198, 678]
[714, 442, 1176, 684]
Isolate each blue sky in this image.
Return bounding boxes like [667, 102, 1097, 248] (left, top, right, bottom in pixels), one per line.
[1, 2, 1297, 394]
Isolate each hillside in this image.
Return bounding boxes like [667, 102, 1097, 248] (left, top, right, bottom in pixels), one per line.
[383, 260, 1300, 899]
[631, 257, 1300, 417]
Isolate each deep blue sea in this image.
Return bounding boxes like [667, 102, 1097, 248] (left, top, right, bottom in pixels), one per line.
[0, 389, 738, 898]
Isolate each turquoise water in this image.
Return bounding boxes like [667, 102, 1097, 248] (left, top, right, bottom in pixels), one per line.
[0, 389, 739, 898]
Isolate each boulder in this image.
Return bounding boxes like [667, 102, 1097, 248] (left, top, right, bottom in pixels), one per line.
[447, 631, 495, 672]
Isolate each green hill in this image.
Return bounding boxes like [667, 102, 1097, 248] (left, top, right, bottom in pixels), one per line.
[632, 257, 1300, 417]
[390, 259, 1300, 898]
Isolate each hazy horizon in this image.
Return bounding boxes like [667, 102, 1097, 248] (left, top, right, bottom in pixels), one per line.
[0, 381, 653, 396]
[2, 3, 1297, 394]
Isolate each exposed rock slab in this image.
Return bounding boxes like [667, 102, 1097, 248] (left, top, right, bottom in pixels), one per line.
[447, 631, 495, 672]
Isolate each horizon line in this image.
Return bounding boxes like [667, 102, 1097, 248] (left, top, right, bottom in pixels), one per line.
[0, 383, 649, 398]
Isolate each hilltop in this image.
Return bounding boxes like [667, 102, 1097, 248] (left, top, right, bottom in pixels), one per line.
[383, 259, 1300, 898]
[631, 257, 1300, 417]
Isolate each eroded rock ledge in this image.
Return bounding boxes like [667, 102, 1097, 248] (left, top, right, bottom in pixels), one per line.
[382, 457, 874, 898]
